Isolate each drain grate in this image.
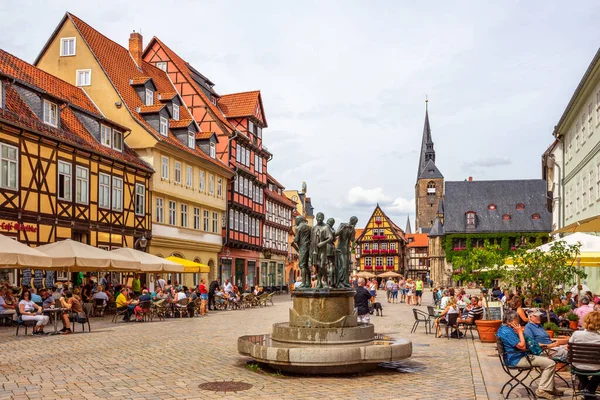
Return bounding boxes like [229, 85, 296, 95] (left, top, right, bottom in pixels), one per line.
[198, 381, 253, 393]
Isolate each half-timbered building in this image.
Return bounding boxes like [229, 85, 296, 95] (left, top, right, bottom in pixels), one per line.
[142, 38, 270, 288]
[0, 49, 152, 286]
[356, 205, 407, 274]
[34, 13, 233, 285]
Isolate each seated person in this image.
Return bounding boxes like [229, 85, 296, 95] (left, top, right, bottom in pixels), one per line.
[92, 286, 109, 306]
[18, 290, 50, 335]
[569, 311, 600, 399]
[0, 287, 16, 322]
[133, 289, 152, 321]
[30, 289, 42, 304]
[498, 310, 563, 399]
[116, 288, 136, 322]
[459, 296, 483, 324]
[60, 290, 84, 334]
[433, 297, 459, 338]
[41, 289, 55, 309]
[576, 297, 595, 328]
[172, 288, 187, 306]
[153, 288, 168, 301]
[524, 308, 568, 360]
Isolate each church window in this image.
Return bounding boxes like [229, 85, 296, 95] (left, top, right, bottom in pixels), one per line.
[466, 212, 476, 226]
[488, 204, 496, 210]
[516, 203, 525, 210]
[531, 213, 541, 220]
[502, 214, 511, 221]
[427, 181, 436, 194]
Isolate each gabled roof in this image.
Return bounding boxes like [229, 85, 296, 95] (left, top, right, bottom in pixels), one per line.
[143, 36, 234, 133]
[137, 104, 165, 114]
[405, 215, 412, 234]
[418, 159, 443, 180]
[170, 119, 194, 129]
[442, 179, 552, 234]
[429, 217, 444, 237]
[407, 233, 428, 248]
[266, 172, 284, 189]
[39, 13, 231, 175]
[359, 204, 405, 242]
[265, 188, 296, 209]
[130, 76, 152, 85]
[158, 92, 177, 101]
[195, 131, 217, 141]
[219, 90, 267, 127]
[417, 105, 436, 179]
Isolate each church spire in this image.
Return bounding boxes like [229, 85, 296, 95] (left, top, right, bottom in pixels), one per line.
[417, 98, 436, 179]
[405, 215, 412, 234]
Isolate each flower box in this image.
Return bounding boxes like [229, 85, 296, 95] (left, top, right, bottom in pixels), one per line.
[510, 246, 517, 250]
[386, 265, 394, 270]
[380, 250, 388, 254]
[375, 221, 382, 225]
[363, 249, 371, 254]
[453, 247, 466, 251]
[375, 265, 384, 270]
[364, 265, 373, 270]
[388, 249, 397, 254]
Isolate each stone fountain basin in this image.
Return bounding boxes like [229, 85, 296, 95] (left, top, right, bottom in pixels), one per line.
[238, 331, 412, 375]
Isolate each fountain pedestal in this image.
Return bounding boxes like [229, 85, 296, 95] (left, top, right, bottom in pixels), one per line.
[238, 289, 412, 374]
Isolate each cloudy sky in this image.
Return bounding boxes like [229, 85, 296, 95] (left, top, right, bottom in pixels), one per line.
[1, 1, 599, 229]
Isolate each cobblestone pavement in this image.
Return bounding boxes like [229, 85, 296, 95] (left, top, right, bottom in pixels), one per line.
[0, 291, 575, 400]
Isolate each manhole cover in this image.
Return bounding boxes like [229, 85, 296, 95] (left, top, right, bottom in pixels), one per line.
[198, 381, 253, 393]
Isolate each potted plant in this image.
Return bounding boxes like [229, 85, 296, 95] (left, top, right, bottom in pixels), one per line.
[543, 322, 560, 338]
[553, 305, 571, 317]
[566, 312, 579, 330]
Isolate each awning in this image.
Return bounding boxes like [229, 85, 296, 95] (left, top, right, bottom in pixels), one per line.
[165, 256, 210, 273]
[111, 248, 184, 273]
[552, 214, 600, 234]
[0, 233, 53, 269]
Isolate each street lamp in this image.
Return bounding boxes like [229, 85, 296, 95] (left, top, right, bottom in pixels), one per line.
[135, 235, 148, 251]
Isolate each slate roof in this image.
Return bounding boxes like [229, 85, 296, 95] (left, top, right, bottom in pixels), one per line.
[417, 107, 435, 179]
[442, 179, 552, 234]
[429, 217, 444, 237]
[405, 215, 412, 234]
[418, 159, 443, 180]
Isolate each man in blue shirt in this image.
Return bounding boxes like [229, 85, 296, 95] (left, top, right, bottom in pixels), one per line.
[524, 308, 568, 359]
[497, 310, 562, 399]
[30, 289, 42, 303]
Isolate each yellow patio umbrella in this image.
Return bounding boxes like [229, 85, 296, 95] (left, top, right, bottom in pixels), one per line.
[165, 256, 210, 273]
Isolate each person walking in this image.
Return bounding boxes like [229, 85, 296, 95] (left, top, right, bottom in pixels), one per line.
[385, 278, 393, 303]
[391, 279, 399, 304]
[354, 278, 372, 324]
[399, 277, 406, 304]
[415, 277, 424, 306]
[208, 279, 219, 311]
[199, 279, 208, 316]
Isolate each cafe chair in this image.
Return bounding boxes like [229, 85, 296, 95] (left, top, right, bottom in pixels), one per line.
[444, 313, 462, 340]
[496, 337, 537, 399]
[15, 308, 36, 336]
[461, 313, 482, 340]
[411, 308, 430, 335]
[71, 308, 91, 333]
[568, 342, 600, 398]
[93, 299, 105, 317]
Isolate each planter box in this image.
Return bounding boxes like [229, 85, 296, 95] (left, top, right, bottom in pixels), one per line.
[475, 319, 502, 343]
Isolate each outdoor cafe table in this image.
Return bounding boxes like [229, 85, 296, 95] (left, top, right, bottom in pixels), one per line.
[42, 307, 66, 334]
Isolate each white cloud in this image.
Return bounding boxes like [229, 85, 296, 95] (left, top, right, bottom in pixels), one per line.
[388, 197, 415, 214]
[347, 187, 391, 206]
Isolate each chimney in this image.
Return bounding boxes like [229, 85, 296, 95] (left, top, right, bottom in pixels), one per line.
[468, 176, 473, 182]
[129, 31, 143, 68]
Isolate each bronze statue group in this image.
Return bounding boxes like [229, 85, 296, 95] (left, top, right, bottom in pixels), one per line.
[292, 212, 358, 290]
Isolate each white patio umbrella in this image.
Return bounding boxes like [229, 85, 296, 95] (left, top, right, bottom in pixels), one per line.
[110, 248, 183, 273]
[36, 239, 140, 272]
[0, 233, 52, 268]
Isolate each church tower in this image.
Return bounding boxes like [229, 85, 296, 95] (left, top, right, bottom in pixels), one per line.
[415, 101, 444, 232]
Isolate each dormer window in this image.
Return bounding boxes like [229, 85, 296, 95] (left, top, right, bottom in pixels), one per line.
[187, 130, 195, 149]
[145, 88, 153, 106]
[516, 203, 525, 210]
[159, 117, 168, 136]
[488, 204, 496, 210]
[100, 125, 111, 148]
[466, 211, 476, 226]
[532, 213, 541, 220]
[209, 142, 216, 158]
[113, 130, 123, 151]
[172, 104, 180, 121]
[502, 214, 511, 221]
[43, 100, 58, 127]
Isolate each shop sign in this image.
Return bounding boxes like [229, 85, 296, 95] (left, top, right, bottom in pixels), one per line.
[0, 222, 38, 233]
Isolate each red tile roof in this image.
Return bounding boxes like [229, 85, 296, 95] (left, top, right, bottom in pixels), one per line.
[219, 91, 260, 118]
[63, 13, 232, 175]
[407, 233, 428, 248]
[158, 92, 177, 100]
[0, 49, 99, 116]
[266, 172, 285, 189]
[130, 76, 152, 85]
[144, 37, 234, 133]
[137, 104, 165, 114]
[170, 119, 193, 129]
[196, 131, 215, 140]
[265, 188, 296, 208]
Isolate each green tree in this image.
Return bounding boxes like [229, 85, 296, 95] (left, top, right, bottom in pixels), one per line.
[452, 243, 505, 288]
[501, 240, 586, 311]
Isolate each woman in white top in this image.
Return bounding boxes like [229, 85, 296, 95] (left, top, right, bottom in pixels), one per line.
[19, 290, 49, 335]
[406, 279, 414, 305]
[569, 311, 600, 398]
[433, 297, 459, 338]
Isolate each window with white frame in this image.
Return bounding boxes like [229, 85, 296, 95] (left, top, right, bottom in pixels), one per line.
[43, 100, 58, 127]
[390, 242, 396, 250]
[112, 177, 123, 211]
[248, 120, 254, 134]
[257, 126, 262, 139]
[168, 201, 176, 225]
[156, 61, 167, 71]
[187, 130, 194, 149]
[209, 174, 214, 194]
[172, 103, 180, 121]
[199, 170, 205, 192]
[98, 173, 110, 209]
[576, 181, 580, 212]
[229, 210, 234, 229]
[212, 212, 218, 233]
[203, 210, 209, 231]
[589, 103, 594, 136]
[57, 161, 72, 201]
[583, 176, 588, 209]
[113, 130, 123, 151]
[387, 257, 394, 266]
[145, 88, 153, 106]
[156, 198, 164, 223]
[372, 242, 378, 250]
[245, 149, 250, 167]
[244, 214, 249, 233]
[76, 69, 91, 86]
[174, 162, 181, 184]
[60, 37, 76, 56]
[364, 257, 372, 267]
[186, 166, 193, 188]
[100, 125, 111, 148]
[217, 178, 222, 197]
[159, 117, 168, 136]
[234, 210, 239, 231]
[209, 142, 215, 158]
[75, 166, 89, 204]
[243, 177, 248, 197]
[194, 207, 201, 230]
[466, 212, 476, 226]
[161, 156, 169, 180]
[135, 183, 145, 215]
[590, 170, 595, 205]
[376, 256, 383, 266]
[181, 204, 188, 228]
[0, 143, 18, 190]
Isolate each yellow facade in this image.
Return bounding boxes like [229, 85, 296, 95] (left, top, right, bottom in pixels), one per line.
[36, 17, 231, 280]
